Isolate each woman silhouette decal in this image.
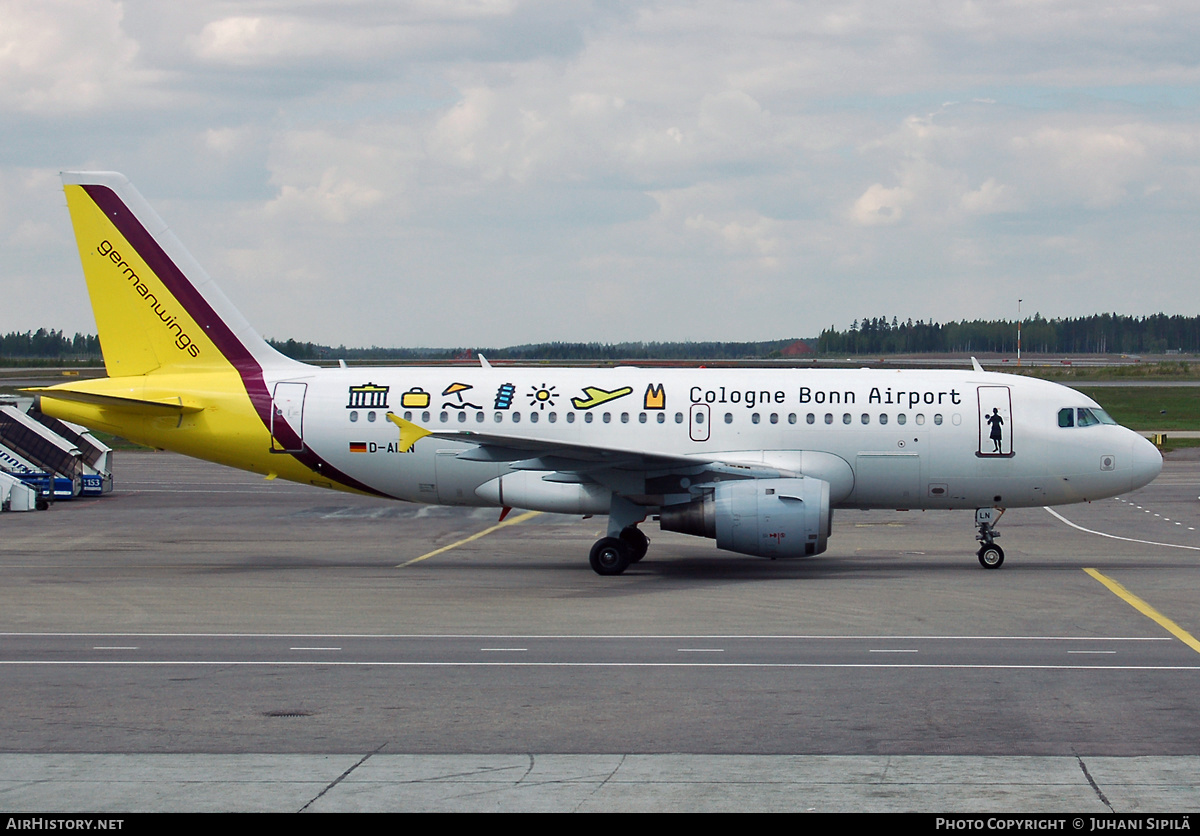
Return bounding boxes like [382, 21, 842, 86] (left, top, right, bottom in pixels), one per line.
[986, 408, 1004, 453]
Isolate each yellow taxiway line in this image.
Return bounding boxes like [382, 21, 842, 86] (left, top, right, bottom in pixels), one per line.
[397, 511, 542, 568]
[1085, 568, 1200, 655]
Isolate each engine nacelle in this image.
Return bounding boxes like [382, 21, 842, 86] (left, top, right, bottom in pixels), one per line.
[659, 477, 831, 558]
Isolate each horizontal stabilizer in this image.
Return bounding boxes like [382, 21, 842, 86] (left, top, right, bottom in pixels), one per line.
[25, 387, 204, 415]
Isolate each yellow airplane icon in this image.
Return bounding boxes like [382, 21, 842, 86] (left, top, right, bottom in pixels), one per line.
[570, 386, 633, 410]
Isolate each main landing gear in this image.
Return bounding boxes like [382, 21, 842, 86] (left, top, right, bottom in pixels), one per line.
[588, 528, 649, 576]
[589, 497, 650, 576]
[975, 507, 1005, 569]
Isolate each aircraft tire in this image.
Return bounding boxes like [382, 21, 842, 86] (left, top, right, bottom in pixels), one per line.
[978, 544, 1005, 569]
[620, 527, 650, 563]
[590, 537, 632, 576]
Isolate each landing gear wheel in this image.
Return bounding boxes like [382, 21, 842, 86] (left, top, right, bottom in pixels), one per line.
[619, 527, 650, 563]
[978, 544, 1005, 569]
[590, 537, 632, 576]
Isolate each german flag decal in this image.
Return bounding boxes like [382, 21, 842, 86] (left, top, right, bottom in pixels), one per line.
[349, 442, 368, 453]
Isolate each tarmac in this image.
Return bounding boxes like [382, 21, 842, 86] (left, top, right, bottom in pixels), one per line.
[1, 452, 1198, 812]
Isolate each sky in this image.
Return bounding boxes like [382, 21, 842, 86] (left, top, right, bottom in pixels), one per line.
[2, 0, 1199, 349]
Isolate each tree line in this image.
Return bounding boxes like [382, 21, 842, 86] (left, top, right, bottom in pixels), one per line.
[7, 314, 1198, 362]
[266, 338, 809, 362]
[817, 314, 1200, 355]
[0, 329, 101, 360]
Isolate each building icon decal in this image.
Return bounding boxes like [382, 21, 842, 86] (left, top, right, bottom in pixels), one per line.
[347, 383, 390, 409]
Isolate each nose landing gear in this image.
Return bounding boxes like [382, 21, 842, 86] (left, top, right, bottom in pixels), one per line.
[975, 507, 1005, 569]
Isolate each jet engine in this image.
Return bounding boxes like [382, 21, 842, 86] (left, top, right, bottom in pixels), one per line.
[659, 477, 831, 558]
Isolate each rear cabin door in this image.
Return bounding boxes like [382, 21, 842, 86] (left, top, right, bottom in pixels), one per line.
[270, 382, 307, 453]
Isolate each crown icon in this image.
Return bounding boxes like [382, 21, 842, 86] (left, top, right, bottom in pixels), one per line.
[644, 383, 665, 410]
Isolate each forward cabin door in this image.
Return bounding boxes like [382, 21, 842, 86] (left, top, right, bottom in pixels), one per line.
[976, 385, 1013, 458]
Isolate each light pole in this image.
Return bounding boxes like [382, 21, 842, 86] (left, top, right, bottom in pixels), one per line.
[1017, 298, 1022, 367]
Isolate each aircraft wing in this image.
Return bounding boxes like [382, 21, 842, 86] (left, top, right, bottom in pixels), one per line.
[394, 414, 711, 474]
[387, 413, 794, 485]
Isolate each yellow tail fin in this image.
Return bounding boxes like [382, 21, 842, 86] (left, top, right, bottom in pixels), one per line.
[61, 171, 299, 378]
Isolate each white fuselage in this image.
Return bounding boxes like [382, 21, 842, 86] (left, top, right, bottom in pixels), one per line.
[265, 366, 1161, 513]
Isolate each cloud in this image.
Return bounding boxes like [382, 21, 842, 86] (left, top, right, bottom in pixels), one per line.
[5, 1, 1200, 345]
[0, 0, 163, 113]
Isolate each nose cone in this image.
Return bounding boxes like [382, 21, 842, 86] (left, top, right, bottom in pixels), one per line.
[1130, 432, 1163, 491]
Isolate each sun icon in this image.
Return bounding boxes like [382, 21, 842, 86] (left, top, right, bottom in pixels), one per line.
[529, 384, 557, 410]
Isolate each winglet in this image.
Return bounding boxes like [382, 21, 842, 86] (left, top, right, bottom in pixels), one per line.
[971, 356, 984, 373]
[478, 354, 492, 369]
[386, 412, 432, 452]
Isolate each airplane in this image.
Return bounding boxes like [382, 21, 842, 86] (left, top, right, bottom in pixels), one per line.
[31, 171, 1163, 575]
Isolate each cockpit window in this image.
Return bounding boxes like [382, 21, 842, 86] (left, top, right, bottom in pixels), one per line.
[1062, 406, 1117, 427]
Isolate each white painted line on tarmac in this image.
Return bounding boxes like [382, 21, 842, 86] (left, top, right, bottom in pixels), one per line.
[1044, 507, 1200, 551]
[1, 661, 1197, 670]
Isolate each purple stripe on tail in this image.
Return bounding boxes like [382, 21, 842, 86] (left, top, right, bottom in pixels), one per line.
[82, 184, 388, 498]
